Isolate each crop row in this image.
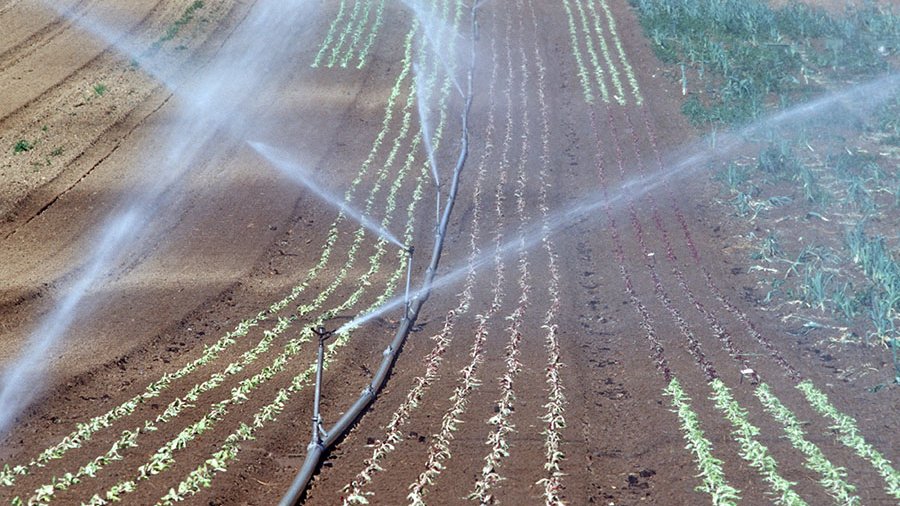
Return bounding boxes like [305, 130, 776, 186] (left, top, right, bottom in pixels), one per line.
[151, 0, 466, 500]
[621, 100, 861, 503]
[624, 56, 802, 381]
[527, 0, 567, 500]
[582, 23, 826, 505]
[83, 124, 425, 504]
[607, 105, 721, 384]
[663, 168, 880, 503]
[595, 15, 895, 505]
[558, 0, 641, 105]
[156, 219, 416, 505]
[0, 9, 440, 493]
[560, 0, 594, 103]
[582, 58, 771, 502]
[755, 383, 859, 504]
[619, 94, 825, 503]
[596, 0, 642, 105]
[665, 379, 741, 506]
[709, 379, 805, 505]
[597, 99, 778, 504]
[798, 380, 900, 499]
[614, 96, 844, 503]
[593, 68, 813, 505]
[405, 199, 505, 504]
[618, 72, 840, 504]
[623, 46, 892, 502]
[469, 10, 533, 497]
[407, 14, 512, 501]
[631, 0, 899, 377]
[157, 135, 430, 504]
[634, 32, 898, 496]
[572, 0, 610, 103]
[1, 282, 327, 488]
[639, 0, 899, 377]
[21, 315, 295, 504]
[37, 28, 422, 506]
[312, 0, 387, 69]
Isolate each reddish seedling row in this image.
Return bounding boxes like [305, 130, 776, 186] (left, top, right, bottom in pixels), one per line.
[587, 106, 672, 382]
[630, 47, 802, 382]
[602, 104, 719, 381]
[618, 107, 759, 380]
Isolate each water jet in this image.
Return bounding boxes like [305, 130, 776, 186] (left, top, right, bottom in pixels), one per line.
[249, 141, 406, 250]
[340, 73, 900, 336]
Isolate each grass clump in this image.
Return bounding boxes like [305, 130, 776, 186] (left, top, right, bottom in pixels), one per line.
[637, 0, 900, 376]
[157, 1, 205, 45]
[13, 140, 34, 154]
[630, 0, 899, 127]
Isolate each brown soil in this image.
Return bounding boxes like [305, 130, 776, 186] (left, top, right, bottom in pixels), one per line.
[0, 0, 896, 505]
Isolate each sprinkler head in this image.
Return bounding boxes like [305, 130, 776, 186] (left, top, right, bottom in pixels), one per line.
[406, 245, 415, 256]
[312, 325, 333, 342]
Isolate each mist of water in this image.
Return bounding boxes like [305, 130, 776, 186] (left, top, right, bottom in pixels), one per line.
[339, 73, 900, 335]
[619, 73, 899, 196]
[0, 0, 320, 436]
[402, 0, 463, 97]
[0, 209, 139, 425]
[37, 1, 183, 90]
[414, 64, 440, 189]
[249, 141, 406, 249]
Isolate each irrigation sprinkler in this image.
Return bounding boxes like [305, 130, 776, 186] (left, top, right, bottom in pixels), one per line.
[280, 2, 478, 503]
[310, 326, 334, 450]
[405, 245, 415, 319]
[435, 185, 442, 230]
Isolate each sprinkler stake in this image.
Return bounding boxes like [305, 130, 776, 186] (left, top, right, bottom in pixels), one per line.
[310, 326, 334, 447]
[405, 246, 415, 318]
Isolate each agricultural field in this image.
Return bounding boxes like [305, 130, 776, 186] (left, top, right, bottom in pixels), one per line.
[0, 0, 897, 504]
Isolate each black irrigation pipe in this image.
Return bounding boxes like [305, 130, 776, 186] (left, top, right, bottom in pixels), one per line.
[279, 3, 479, 504]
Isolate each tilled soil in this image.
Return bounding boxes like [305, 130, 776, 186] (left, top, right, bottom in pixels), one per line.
[0, 0, 897, 505]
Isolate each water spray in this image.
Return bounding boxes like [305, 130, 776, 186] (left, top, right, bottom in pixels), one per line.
[413, 64, 443, 228]
[414, 64, 441, 188]
[435, 187, 442, 230]
[403, 0, 464, 97]
[335, 72, 900, 338]
[250, 141, 406, 249]
[0, 0, 322, 437]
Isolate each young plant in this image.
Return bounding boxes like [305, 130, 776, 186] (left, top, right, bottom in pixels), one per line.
[664, 378, 740, 506]
[709, 379, 806, 505]
[13, 140, 33, 154]
[755, 383, 860, 505]
[798, 380, 900, 498]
